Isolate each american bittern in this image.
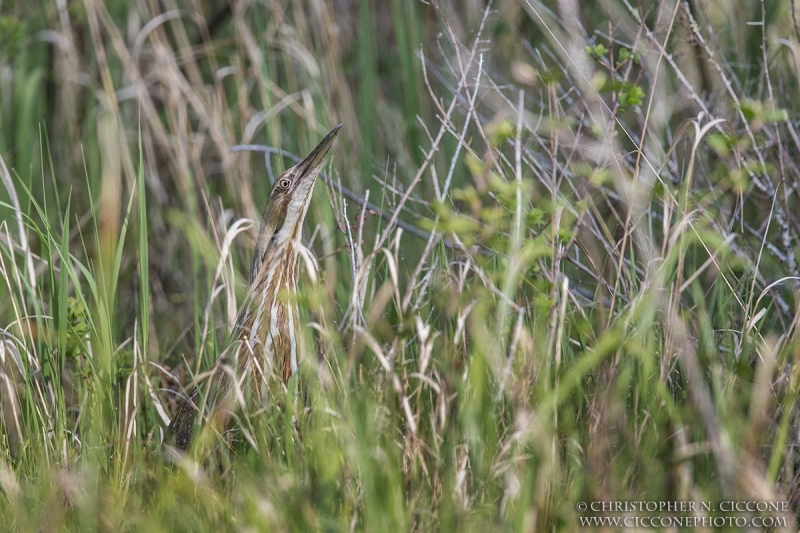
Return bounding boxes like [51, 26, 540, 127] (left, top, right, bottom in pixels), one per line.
[168, 125, 341, 451]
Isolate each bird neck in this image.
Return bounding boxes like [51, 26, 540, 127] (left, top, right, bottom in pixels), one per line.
[235, 238, 301, 383]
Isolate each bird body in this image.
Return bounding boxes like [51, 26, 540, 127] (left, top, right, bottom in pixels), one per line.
[168, 125, 341, 451]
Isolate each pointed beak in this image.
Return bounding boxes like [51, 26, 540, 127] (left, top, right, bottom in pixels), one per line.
[293, 124, 342, 180]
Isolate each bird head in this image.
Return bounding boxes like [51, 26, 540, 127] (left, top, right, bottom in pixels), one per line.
[249, 125, 341, 285]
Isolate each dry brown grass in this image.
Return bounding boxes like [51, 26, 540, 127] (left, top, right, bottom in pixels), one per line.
[0, 0, 798, 530]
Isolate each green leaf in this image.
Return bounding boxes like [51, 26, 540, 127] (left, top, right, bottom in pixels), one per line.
[585, 43, 608, 59]
[619, 84, 645, 108]
[707, 133, 734, 156]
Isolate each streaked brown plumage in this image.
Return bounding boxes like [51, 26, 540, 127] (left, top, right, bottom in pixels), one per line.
[168, 125, 341, 451]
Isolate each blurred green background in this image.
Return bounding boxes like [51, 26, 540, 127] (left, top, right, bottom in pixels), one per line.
[0, 0, 799, 530]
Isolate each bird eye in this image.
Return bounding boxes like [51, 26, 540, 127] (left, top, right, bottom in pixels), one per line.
[279, 178, 291, 189]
